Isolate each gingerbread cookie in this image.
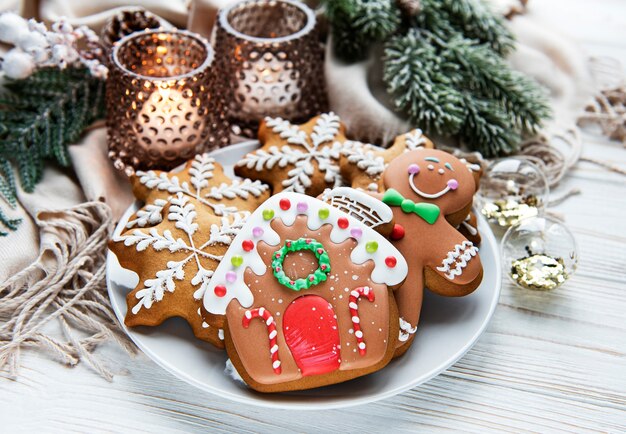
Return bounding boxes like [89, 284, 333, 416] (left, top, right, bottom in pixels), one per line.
[340, 129, 434, 193]
[202, 191, 408, 392]
[379, 148, 484, 355]
[109, 153, 270, 346]
[235, 112, 357, 197]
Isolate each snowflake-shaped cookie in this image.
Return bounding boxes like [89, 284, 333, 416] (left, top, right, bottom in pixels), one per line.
[234, 112, 353, 196]
[109, 154, 270, 346]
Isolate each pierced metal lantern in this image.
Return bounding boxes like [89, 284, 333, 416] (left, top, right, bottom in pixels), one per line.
[214, 0, 328, 134]
[106, 29, 229, 175]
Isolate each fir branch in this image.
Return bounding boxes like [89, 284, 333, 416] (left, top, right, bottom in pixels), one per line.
[418, 0, 514, 55]
[442, 36, 550, 134]
[384, 30, 466, 135]
[0, 206, 22, 237]
[0, 160, 17, 208]
[461, 95, 520, 157]
[0, 68, 105, 194]
[324, 0, 402, 62]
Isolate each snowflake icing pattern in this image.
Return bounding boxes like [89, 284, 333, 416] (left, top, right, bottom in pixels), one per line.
[237, 112, 349, 193]
[115, 153, 269, 315]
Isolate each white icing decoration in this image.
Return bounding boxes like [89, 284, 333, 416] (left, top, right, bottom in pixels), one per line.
[409, 172, 454, 199]
[341, 129, 427, 183]
[202, 191, 408, 315]
[218, 328, 225, 340]
[341, 140, 386, 176]
[205, 178, 267, 200]
[435, 241, 479, 280]
[460, 158, 481, 173]
[236, 112, 351, 193]
[114, 193, 248, 314]
[460, 214, 478, 236]
[137, 153, 268, 217]
[321, 187, 393, 229]
[126, 198, 168, 228]
[399, 317, 417, 342]
[403, 129, 427, 150]
[367, 183, 379, 192]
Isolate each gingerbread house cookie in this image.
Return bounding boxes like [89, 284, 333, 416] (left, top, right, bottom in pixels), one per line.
[202, 191, 408, 392]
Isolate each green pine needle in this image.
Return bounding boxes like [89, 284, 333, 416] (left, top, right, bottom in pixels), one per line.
[384, 30, 466, 135]
[0, 206, 22, 237]
[436, 0, 515, 55]
[442, 36, 551, 134]
[0, 160, 17, 208]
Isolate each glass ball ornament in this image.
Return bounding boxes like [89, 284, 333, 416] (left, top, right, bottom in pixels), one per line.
[477, 158, 550, 228]
[501, 216, 578, 290]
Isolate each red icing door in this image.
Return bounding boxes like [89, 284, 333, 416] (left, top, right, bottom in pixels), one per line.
[282, 295, 341, 376]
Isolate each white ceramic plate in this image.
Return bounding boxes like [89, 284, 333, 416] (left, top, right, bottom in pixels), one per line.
[106, 141, 501, 410]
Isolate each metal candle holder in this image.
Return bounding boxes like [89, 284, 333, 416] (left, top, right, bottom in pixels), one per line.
[106, 29, 229, 175]
[214, 0, 328, 134]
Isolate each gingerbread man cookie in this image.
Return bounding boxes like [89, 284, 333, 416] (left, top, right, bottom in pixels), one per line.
[379, 149, 484, 355]
[202, 191, 408, 392]
[109, 154, 269, 346]
[235, 112, 355, 197]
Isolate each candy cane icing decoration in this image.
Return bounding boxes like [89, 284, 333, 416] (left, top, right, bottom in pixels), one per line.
[349, 287, 375, 356]
[242, 307, 281, 374]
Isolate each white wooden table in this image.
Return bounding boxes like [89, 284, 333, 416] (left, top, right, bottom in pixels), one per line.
[1, 1, 625, 432]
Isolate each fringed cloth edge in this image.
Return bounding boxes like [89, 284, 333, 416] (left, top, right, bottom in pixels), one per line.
[0, 201, 135, 381]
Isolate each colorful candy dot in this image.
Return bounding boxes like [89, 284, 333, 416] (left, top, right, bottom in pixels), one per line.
[297, 202, 308, 213]
[447, 179, 459, 190]
[231, 255, 243, 267]
[225, 271, 237, 283]
[252, 226, 264, 238]
[279, 198, 291, 210]
[408, 163, 420, 175]
[318, 208, 330, 219]
[385, 256, 397, 268]
[242, 239, 254, 252]
[214, 285, 227, 297]
[365, 241, 378, 253]
[338, 217, 349, 229]
[263, 209, 275, 220]
[350, 228, 363, 239]
[390, 224, 405, 241]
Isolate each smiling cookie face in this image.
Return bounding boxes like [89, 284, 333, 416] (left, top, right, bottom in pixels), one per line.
[384, 149, 478, 215]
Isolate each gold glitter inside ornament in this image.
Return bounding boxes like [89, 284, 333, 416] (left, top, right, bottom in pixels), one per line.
[501, 216, 578, 291]
[478, 158, 549, 228]
[481, 196, 541, 227]
[510, 254, 568, 290]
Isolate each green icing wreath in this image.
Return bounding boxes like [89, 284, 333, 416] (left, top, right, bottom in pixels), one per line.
[271, 238, 331, 291]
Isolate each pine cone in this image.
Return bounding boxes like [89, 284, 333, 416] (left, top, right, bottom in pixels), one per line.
[396, 0, 421, 17]
[101, 9, 169, 50]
